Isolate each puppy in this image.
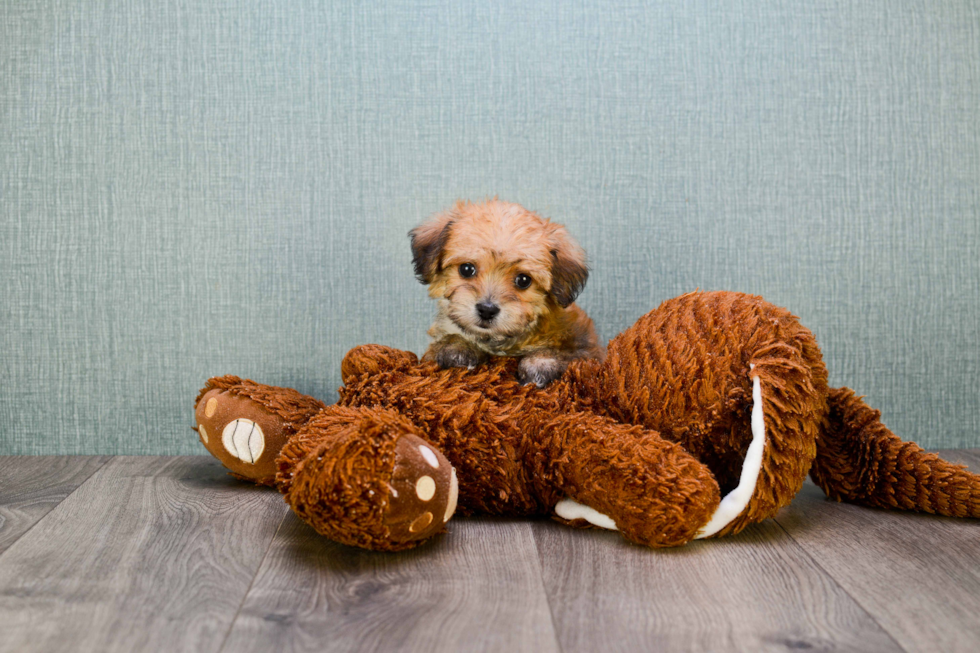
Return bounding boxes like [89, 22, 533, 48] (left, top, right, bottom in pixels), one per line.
[410, 199, 604, 387]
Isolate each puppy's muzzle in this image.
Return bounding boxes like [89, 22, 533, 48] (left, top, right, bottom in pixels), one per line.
[475, 301, 500, 323]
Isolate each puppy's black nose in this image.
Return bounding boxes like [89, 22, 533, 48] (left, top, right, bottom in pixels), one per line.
[476, 301, 500, 322]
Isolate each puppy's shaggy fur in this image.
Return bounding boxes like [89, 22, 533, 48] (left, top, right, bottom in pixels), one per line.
[410, 200, 604, 387]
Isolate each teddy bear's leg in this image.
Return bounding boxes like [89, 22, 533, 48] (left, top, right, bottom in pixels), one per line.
[532, 411, 722, 547]
[277, 406, 459, 551]
[193, 375, 327, 486]
[692, 367, 771, 538]
[593, 291, 829, 539]
[813, 386, 980, 518]
[693, 352, 828, 539]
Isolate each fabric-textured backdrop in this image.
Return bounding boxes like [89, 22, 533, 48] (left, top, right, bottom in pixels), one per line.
[2, 0, 978, 454]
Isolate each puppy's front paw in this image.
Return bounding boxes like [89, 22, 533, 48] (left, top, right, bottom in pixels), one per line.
[424, 336, 488, 370]
[517, 355, 567, 388]
[436, 344, 484, 370]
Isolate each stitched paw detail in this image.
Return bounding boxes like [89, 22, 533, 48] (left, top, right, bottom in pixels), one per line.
[385, 436, 458, 543]
[221, 418, 265, 463]
[194, 388, 287, 485]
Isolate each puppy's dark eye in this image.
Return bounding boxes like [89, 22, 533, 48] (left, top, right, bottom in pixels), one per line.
[459, 263, 477, 278]
[515, 273, 532, 289]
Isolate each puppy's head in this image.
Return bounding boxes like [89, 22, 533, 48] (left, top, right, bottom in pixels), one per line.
[409, 200, 588, 341]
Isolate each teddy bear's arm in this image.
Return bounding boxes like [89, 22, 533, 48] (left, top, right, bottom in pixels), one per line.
[195, 377, 459, 551]
[194, 375, 328, 486]
[277, 405, 459, 551]
[527, 409, 722, 547]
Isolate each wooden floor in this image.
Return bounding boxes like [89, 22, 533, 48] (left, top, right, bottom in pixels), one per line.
[0, 453, 978, 653]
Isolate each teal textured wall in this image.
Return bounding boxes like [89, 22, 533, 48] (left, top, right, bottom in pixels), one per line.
[2, 0, 979, 454]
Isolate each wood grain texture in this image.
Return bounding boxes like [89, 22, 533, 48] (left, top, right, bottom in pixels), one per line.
[2, 453, 979, 652]
[773, 450, 980, 653]
[0, 456, 109, 554]
[222, 515, 560, 653]
[534, 519, 901, 653]
[0, 456, 289, 653]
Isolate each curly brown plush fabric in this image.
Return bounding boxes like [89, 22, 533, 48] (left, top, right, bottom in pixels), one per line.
[278, 406, 450, 550]
[194, 291, 980, 551]
[558, 291, 831, 536]
[812, 387, 980, 517]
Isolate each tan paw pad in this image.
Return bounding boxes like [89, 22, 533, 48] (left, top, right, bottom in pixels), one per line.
[409, 512, 433, 533]
[445, 468, 459, 522]
[418, 445, 440, 468]
[194, 387, 287, 485]
[221, 418, 265, 464]
[416, 476, 436, 501]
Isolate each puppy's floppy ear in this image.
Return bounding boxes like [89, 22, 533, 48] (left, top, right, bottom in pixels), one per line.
[548, 224, 589, 307]
[409, 211, 454, 284]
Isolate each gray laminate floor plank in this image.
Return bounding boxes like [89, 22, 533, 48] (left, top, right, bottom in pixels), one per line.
[3, 452, 979, 652]
[0, 456, 110, 555]
[943, 447, 980, 470]
[534, 517, 902, 653]
[221, 514, 560, 653]
[772, 449, 980, 653]
[0, 456, 290, 653]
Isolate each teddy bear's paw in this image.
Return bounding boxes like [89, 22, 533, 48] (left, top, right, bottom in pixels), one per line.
[385, 435, 459, 544]
[194, 388, 289, 486]
[279, 412, 460, 551]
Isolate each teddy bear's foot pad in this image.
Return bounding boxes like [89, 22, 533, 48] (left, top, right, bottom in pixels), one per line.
[385, 437, 459, 543]
[220, 418, 265, 463]
[195, 388, 289, 486]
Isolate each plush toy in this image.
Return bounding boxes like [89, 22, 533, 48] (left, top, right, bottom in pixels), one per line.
[194, 291, 980, 550]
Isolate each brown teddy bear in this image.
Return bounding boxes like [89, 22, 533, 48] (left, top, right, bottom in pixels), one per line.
[194, 291, 980, 551]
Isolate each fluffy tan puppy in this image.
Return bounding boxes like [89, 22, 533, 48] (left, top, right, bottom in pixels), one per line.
[410, 199, 604, 387]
